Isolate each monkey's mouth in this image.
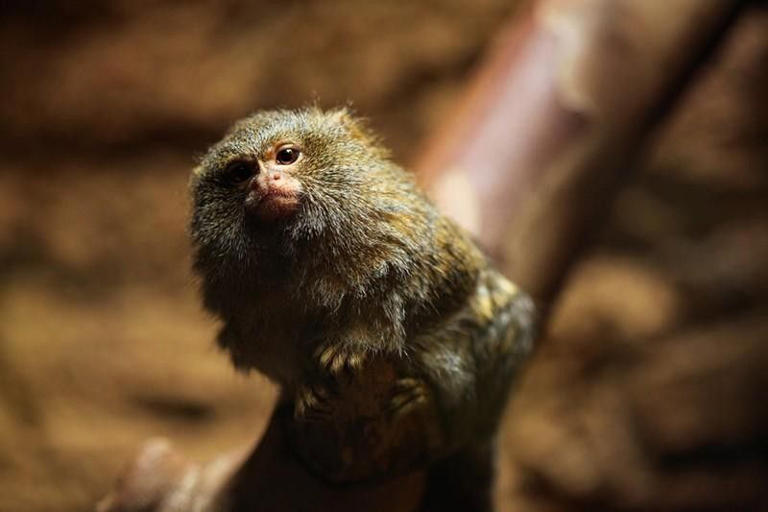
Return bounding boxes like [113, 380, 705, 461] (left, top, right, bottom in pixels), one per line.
[247, 189, 301, 221]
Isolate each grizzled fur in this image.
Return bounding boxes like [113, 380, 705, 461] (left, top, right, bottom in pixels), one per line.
[190, 108, 535, 507]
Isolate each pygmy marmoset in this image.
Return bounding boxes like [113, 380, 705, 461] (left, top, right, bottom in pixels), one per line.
[189, 108, 535, 509]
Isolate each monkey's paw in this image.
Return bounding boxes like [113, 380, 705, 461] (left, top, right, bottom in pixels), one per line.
[294, 384, 335, 422]
[388, 378, 429, 418]
[315, 343, 367, 377]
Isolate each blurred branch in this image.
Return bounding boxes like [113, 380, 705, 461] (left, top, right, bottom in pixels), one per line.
[419, 0, 748, 314]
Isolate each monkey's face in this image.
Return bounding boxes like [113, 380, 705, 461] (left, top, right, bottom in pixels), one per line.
[190, 109, 395, 266]
[216, 143, 304, 224]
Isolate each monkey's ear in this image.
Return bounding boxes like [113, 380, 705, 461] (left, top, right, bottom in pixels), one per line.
[327, 107, 354, 125]
[189, 165, 205, 190]
[328, 108, 389, 158]
[328, 107, 363, 135]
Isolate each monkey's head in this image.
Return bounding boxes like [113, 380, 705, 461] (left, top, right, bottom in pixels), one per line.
[190, 108, 421, 291]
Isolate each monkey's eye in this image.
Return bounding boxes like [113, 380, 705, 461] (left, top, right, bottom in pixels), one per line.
[223, 161, 255, 185]
[275, 146, 300, 165]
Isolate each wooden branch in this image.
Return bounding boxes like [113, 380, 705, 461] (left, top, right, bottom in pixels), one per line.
[419, 0, 748, 311]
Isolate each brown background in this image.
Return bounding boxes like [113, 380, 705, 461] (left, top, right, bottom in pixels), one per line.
[0, 2, 766, 511]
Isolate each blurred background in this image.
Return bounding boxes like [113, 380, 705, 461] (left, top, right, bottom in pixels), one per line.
[0, 1, 766, 511]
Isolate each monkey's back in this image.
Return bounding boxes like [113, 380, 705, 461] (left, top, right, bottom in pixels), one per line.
[408, 262, 535, 452]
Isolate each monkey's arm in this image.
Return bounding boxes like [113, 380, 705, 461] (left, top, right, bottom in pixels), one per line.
[295, 298, 409, 420]
[293, 335, 402, 422]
